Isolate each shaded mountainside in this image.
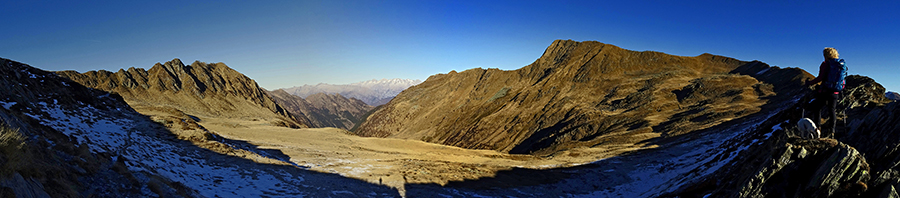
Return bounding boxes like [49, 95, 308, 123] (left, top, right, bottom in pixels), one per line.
[268, 89, 373, 130]
[356, 39, 810, 155]
[282, 78, 422, 106]
[887, 91, 900, 101]
[0, 58, 199, 197]
[56, 58, 305, 128]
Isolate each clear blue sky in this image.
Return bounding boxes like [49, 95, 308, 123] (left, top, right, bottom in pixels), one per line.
[2, 1, 898, 92]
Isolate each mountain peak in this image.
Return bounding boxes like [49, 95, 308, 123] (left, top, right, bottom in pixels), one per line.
[355, 40, 808, 155]
[56, 59, 305, 128]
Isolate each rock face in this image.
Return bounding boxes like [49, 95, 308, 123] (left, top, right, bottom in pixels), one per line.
[268, 89, 373, 130]
[56, 58, 305, 128]
[707, 138, 871, 197]
[282, 78, 423, 106]
[842, 75, 892, 109]
[355, 40, 809, 155]
[840, 98, 900, 197]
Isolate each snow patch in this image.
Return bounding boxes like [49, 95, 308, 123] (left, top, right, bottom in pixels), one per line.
[27, 101, 395, 197]
[0, 101, 15, 109]
[756, 68, 771, 75]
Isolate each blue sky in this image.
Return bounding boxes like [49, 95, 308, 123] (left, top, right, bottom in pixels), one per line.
[2, 1, 898, 92]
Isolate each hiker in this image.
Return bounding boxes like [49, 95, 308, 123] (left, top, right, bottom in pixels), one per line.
[804, 47, 848, 137]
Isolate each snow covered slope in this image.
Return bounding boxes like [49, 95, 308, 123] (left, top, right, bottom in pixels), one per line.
[26, 102, 399, 197]
[1, 58, 399, 197]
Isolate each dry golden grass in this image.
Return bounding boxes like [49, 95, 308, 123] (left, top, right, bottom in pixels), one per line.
[0, 125, 27, 177]
[131, 106, 292, 166]
[197, 116, 648, 192]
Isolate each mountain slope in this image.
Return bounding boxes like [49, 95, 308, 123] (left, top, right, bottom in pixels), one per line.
[356, 39, 809, 155]
[0, 57, 200, 197]
[1, 58, 400, 197]
[282, 78, 422, 106]
[56, 58, 305, 128]
[268, 89, 373, 130]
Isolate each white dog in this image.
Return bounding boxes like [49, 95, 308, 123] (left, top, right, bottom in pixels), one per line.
[797, 118, 820, 139]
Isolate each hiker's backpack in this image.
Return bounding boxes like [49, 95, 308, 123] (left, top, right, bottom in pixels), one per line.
[823, 58, 848, 91]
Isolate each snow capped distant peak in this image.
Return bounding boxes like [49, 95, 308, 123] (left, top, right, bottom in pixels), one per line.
[284, 78, 422, 106]
[350, 78, 422, 87]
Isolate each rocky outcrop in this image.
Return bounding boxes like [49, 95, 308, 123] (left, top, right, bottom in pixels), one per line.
[268, 89, 373, 130]
[282, 78, 422, 106]
[355, 40, 809, 155]
[839, 99, 900, 197]
[56, 58, 305, 128]
[841, 75, 892, 110]
[670, 75, 900, 198]
[708, 138, 870, 198]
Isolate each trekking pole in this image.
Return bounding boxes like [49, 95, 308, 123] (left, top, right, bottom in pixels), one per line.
[841, 91, 849, 131]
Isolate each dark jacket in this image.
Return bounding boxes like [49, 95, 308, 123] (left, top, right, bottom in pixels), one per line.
[806, 61, 829, 86]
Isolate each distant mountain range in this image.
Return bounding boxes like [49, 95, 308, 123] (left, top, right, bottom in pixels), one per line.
[281, 78, 422, 106]
[267, 89, 372, 130]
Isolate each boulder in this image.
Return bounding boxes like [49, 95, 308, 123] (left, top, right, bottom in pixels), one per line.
[729, 138, 870, 198]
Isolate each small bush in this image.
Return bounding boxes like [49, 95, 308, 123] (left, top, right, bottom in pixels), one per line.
[0, 125, 27, 176]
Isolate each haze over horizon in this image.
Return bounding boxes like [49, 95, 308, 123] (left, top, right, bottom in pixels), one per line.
[2, 1, 898, 92]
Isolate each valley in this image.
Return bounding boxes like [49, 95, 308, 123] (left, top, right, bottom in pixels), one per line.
[5, 1, 900, 197]
[173, 113, 653, 193]
[2, 39, 899, 197]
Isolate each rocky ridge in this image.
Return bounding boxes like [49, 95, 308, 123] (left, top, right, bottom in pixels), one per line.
[356, 39, 810, 155]
[268, 89, 373, 130]
[668, 75, 900, 197]
[56, 58, 305, 128]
